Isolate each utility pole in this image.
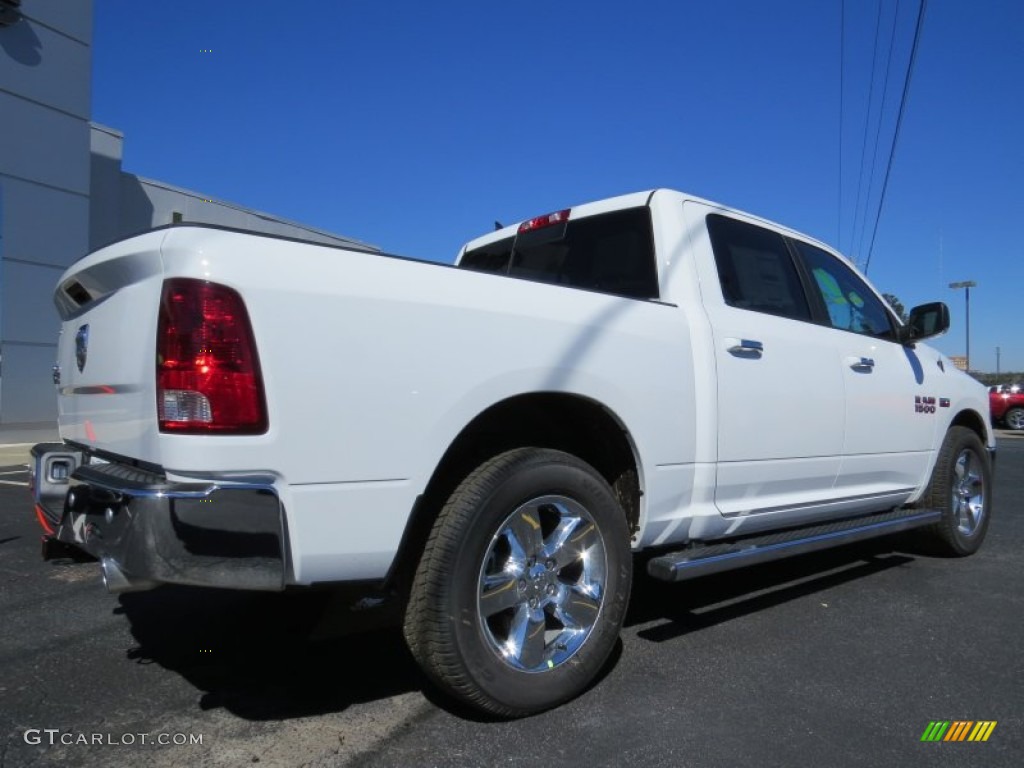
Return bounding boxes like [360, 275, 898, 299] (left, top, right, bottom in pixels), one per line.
[996, 346, 1001, 375]
[949, 281, 976, 372]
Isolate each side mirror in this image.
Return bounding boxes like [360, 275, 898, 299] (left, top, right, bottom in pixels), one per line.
[899, 302, 950, 344]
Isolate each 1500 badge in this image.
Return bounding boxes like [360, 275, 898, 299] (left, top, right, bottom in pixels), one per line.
[915, 396, 950, 414]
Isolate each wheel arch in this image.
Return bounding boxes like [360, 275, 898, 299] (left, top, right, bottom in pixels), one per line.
[385, 392, 643, 596]
[950, 408, 989, 443]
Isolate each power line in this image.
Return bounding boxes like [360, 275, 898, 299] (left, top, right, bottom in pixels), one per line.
[857, 0, 903, 262]
[864, 0, 928, 274]
[849, 0, 884, 259]
[838, 0, 845, 247]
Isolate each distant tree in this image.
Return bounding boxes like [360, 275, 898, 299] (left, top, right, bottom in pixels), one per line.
[882, 293, 908, 323]
[975, 371, 1024, 387]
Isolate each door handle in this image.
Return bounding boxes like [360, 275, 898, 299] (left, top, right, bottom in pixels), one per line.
[727, 339, 764, 358]
[848, 356, 875, 372]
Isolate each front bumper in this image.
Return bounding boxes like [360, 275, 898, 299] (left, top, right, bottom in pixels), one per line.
[31, 443, 287, 593]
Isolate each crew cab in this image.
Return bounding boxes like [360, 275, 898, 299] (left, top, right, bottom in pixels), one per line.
[30, 189, 994, 717]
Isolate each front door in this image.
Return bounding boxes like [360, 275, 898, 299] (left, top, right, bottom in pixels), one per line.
[791, 240, 936, 499]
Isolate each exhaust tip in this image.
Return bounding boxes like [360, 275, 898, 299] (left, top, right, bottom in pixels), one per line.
[100, 557, 156, 594]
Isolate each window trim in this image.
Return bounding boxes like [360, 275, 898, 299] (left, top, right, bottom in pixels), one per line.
[784, 237, 833, 330]
[704, 212, 902, 343]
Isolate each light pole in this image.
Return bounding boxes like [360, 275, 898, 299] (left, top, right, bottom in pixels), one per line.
[949, 280, 976, 372]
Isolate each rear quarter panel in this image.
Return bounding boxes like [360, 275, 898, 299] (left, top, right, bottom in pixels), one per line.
[154, 228, 695, 483]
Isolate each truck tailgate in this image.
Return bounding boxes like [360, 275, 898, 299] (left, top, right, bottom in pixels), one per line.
[53, 230, 168, 462]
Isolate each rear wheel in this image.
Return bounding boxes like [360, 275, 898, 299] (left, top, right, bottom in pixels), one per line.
[403, 448, 632, 717]
[1004, 407, 1024, 431]
[914, 426, 992, 556]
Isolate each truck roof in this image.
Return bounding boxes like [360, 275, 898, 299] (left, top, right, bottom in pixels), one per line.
[458, 189, 845, 269]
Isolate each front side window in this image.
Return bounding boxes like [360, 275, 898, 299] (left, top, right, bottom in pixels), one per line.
[706, 214, 812, 321]
[792, 241, 894, 338]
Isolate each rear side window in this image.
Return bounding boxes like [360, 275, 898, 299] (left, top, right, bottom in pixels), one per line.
[460, 208, 659, 300]
[706, 214, 811, 321]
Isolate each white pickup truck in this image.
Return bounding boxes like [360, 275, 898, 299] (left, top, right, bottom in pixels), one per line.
[31, 189, 994, 716]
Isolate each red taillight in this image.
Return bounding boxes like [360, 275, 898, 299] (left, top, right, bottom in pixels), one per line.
[157, 278, 268, 434]
[518, 209, 571, 233]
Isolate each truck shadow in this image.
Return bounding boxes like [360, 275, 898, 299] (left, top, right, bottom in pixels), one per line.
[114, 538, 917, 721]
[627, 538, 917, 642]
[115, 586, 420, 720]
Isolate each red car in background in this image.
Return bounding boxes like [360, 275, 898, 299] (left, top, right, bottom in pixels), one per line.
[989, 384, 1024, 430]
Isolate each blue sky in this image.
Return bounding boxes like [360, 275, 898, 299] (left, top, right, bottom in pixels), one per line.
[92, 0, 1023, 371]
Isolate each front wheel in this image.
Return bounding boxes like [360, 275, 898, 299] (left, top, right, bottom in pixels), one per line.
[914, 426, 993, 556]
[403, 448, 632, 717]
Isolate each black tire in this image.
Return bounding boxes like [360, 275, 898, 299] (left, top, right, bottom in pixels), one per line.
[914, 426, 992, 556]
[1004, 406, 1024, 431]
[403, 448, 632, 717]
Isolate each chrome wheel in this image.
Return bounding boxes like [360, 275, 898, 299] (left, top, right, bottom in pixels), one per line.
[477, 495, 607, 673]
[1005, 407, 1024, 431]
[405, 448, 632, 715]
[951, 448, 986, 536]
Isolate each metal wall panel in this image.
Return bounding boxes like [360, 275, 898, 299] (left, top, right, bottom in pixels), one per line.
[0, 343, 58, 423]
[2, 177, 89, 267]
[1, 260, 62, 345]
[0, 91, 89, 195]
[19, 0, 93, 45]
[0, 16, 91, 118]
[89, 126, 126, 250]
[0, 2, 89, 428]
[139, 182, 252, 231]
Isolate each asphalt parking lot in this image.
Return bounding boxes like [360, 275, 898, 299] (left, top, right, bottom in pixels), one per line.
[1, 436, 1021, 768]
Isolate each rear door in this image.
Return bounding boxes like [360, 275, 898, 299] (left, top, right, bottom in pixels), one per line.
[685, 205, 846, 520]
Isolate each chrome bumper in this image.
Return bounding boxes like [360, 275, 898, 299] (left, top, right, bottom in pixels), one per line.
[31, 443, 287, 594]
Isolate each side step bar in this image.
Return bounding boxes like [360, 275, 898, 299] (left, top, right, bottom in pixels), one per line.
[647, 508, 941, 582]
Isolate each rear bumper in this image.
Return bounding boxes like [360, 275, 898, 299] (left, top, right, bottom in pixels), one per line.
[31, 443, 287, 594]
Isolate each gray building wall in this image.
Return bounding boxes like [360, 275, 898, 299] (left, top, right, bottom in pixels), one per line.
[0, 1, 93, 428]
[0, 4, 372, 437]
